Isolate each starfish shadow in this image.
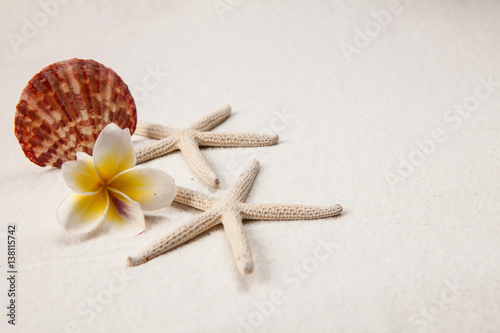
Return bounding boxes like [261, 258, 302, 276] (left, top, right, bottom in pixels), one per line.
[170, 201, 200, 214]
[232, 228, 272, 289]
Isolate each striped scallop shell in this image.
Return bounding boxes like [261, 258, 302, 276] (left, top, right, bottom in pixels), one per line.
[15, 58, 137, 167]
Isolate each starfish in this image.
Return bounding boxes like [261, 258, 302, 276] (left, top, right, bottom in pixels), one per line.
[127, 160, 343, 275]
[133, 105, 279, 187]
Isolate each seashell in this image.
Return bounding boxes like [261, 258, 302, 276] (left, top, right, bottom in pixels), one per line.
[15, 58, 137, 167]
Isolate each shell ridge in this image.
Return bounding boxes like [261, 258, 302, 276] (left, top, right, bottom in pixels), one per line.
[15, 58, 137, 167]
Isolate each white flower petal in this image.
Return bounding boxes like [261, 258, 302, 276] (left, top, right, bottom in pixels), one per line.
[57, 190, 109, 235]
[109, 168, 177, 211]
[93, 123, 136, 183]
[101, 190, 145, 237]
[61, 152, 102, 195]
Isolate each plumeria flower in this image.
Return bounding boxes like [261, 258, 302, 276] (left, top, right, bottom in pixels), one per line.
[58, 123, 177, 236]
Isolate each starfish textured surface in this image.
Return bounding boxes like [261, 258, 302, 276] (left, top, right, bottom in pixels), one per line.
[127, 160, 343, 275]
[134, 105, 279, 187]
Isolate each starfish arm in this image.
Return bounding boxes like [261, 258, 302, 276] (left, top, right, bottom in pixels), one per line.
[127, 210, 221, 266]
[135, 121, 176, 139]
[174, 186, 216, 211]
[188, 105, 231, 131]
[227, 159, 260, 202]
[222, 211, 254, 275]
[135, 136, 179, 164]
[179, 137, 220, 187]
[240, 203, 343, 220]
[195, 132, 279, 147]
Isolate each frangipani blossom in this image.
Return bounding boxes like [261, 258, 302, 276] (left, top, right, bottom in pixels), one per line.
[58, 123, 177, 236]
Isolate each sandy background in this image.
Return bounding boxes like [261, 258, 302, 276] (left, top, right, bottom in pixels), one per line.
[1, 1, 499, 332]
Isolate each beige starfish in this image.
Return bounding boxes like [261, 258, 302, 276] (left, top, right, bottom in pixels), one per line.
[133, 105, 279, 187]
[127, 159, 343, 275]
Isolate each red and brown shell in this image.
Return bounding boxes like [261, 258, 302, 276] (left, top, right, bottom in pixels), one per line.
[15, 58, 137, 167]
